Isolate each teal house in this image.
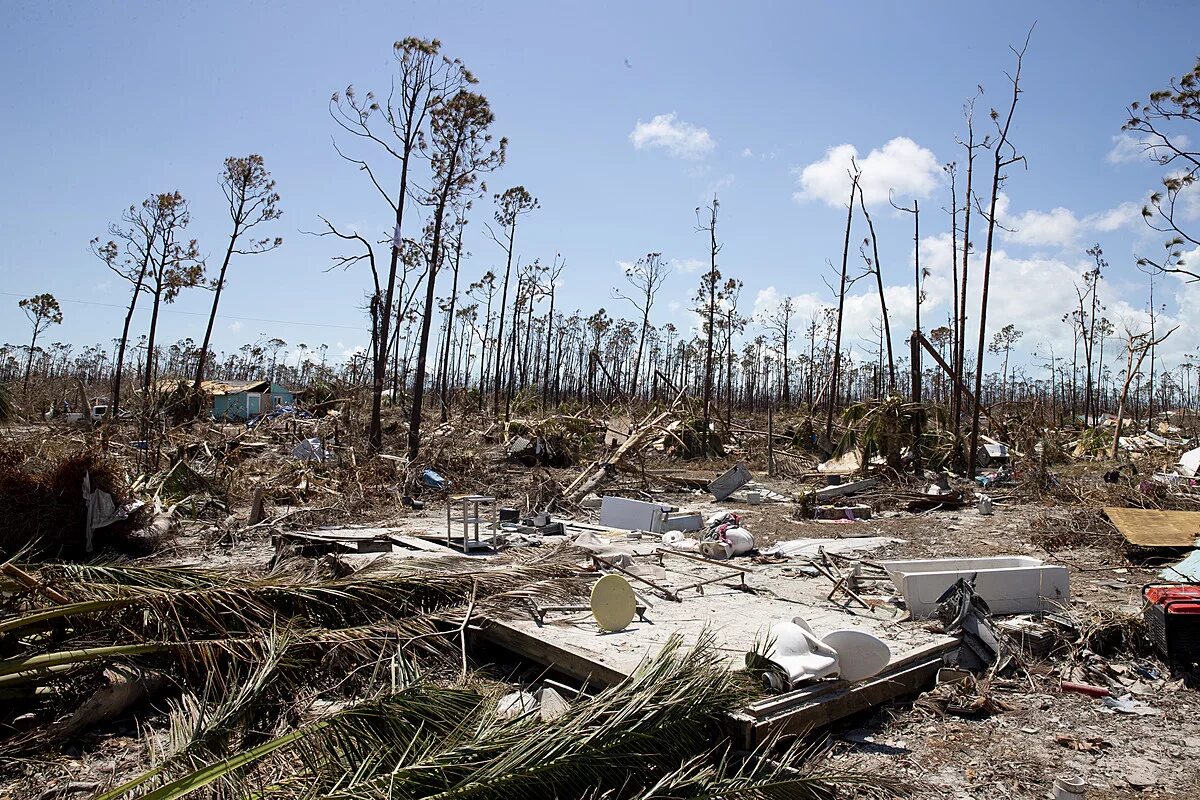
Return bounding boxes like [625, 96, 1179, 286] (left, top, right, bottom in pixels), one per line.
[210, 380, 272, 420]
[156, 378, 301, 420]
[269, 383, 298, 409]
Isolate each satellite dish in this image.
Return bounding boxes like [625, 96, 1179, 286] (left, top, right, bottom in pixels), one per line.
[590, 574, 637, 632]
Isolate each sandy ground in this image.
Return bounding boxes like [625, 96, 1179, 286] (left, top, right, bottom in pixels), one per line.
[5, 450, 1199, 800]
[185, 480, 1200, 799]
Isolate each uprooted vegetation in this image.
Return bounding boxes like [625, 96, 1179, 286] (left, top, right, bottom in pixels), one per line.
[0, 444, 154, 559]
[0, 553, 903, 800]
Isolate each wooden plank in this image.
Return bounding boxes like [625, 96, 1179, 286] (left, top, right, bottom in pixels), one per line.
[476, 619, 628, 687]
[727, 647, 951, 748]
[386, 534, 453, 553]
[812, 477, 880, 499]
[1104, 507, 1200, 547]
[739, 640, 955, 719]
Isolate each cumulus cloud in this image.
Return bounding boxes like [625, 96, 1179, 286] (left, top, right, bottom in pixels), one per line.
[794, 137, 942, 207]
[1107, 132, 1190, 165]
[671, 258, 705, 274]
[1004, 206, 1084, 248]
[228, 321, 244, 333]
[996, 196, 1143, 249]
[629, 113, 715, 159]
[740, 234, 1197, 372]
[1085, 201, 1143, 233]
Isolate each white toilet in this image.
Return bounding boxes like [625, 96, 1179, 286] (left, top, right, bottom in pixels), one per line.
[751, 616, 891, 689]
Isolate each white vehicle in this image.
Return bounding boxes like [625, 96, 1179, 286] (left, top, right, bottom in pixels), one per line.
[44, 398, 114, 424]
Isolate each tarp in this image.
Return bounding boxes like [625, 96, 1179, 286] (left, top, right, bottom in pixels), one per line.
[83, 471, 126, 553]
[1178, 447, 1200, 479]
[292, 438, 326, 462]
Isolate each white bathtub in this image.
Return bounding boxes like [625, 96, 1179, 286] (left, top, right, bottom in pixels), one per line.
[880, 556, 1070, 618]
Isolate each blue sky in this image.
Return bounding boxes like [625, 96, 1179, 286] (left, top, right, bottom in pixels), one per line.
[2, 1, 1198, 373]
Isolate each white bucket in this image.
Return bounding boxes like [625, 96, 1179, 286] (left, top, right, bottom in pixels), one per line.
[1052, 775, 1086, 800]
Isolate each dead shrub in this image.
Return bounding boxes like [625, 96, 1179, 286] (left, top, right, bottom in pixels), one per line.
[0, 446, 154, 560]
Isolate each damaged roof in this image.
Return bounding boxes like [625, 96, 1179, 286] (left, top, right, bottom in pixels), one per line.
[156, 378, 271, 396]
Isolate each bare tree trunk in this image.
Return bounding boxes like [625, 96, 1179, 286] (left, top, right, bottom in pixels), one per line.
[492, 239, 517, 416]
[826, 175, 858, 438]
[860, 187, 895, 391]
[955, 114, 977, 464]
[968, 32, 1030, 475]
[437, 220, 465, 422]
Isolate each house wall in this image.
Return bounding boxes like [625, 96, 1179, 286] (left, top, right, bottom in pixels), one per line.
[270, 384, 296, 408]
[213, 390, 272, 420]
[213, 393, 246, 420]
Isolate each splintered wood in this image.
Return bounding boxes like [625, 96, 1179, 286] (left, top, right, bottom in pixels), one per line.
[564, 405, 677, 503]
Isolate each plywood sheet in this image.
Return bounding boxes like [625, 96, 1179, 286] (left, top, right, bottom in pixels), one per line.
[1104, 507, 1200, 547]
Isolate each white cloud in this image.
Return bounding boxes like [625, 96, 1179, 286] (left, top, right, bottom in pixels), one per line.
[752, 286, 781, 321]
[228, 321, 244, 333]
[1085, 201, 1142, 233]
[629, 113, 715, 160]
[741, 147, 754, 158]
[706, 173, 735, 196]
[1004, 206, 1083, 248]
[670, 258, 705, 274]
[1107, 132, 1190, 165]
[739, 235, 1198, 373]
[794, 137, 942, 207]
[995, 196, 1141, 249]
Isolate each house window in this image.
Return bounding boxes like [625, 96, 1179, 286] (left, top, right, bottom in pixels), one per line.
[273, 396, 283, 407]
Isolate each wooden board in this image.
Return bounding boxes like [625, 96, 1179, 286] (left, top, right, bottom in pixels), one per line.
[1104, 507, 1200, 547]
[726, 640, 955, 748]
[813, 477, 879, 500]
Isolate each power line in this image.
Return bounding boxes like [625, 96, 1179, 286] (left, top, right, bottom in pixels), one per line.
[1, 291, 366, 333]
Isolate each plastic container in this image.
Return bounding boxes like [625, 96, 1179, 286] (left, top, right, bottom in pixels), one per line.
[1053, 775, 1086, 800]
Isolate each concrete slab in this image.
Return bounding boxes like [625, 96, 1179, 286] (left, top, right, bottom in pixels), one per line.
[479, 535, 951, 692]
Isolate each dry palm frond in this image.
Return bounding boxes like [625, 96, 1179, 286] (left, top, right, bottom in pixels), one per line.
[8, 550, 589, 640]
[107, 632, 902, 800]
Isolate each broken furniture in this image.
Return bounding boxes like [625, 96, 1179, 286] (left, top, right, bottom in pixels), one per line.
[446, 494, 499, 552]
[881, 556, 1069, 618]
[708, 462, 752, 501]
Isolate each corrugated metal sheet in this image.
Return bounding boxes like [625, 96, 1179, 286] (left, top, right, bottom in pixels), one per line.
[156, 378, 270, 396]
